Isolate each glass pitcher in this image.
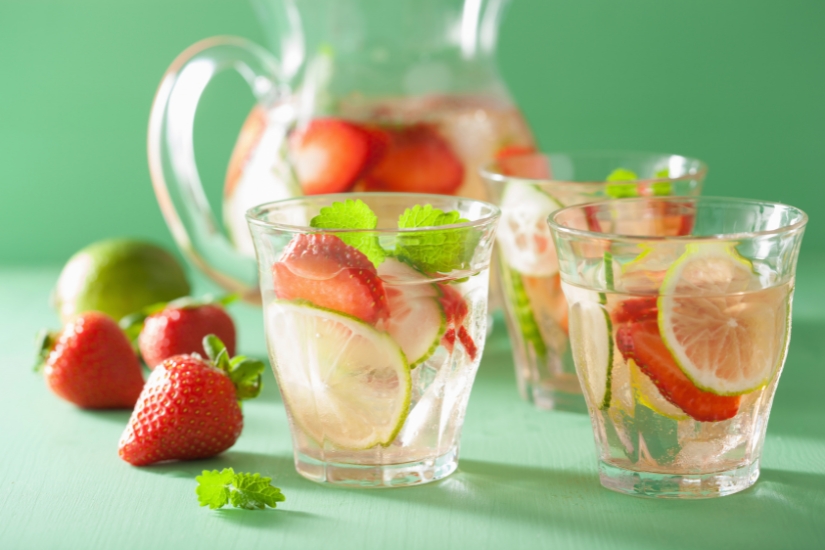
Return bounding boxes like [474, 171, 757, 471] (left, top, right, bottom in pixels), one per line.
[148, 0, 534, 300]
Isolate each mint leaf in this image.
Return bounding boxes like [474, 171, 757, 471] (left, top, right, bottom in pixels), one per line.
[196, 468, 285, 510]
[605, 168, 639, 199]
[395, 205, 479, 274]
[310, 199, 385, 266]
[196, 468, 235, 510]
[230, 473, 286, 510]
[651, 167, 672, 196]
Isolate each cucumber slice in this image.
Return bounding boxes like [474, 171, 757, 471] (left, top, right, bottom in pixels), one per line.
[497, 182, 563, 277]
[568, 299, 613, 410]
[377, 258, 446, 368]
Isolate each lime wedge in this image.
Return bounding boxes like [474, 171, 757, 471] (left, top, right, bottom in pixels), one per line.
[658, 243, 789, 395]
[497, 182, 562, 277]
[266, 300, 411, 449]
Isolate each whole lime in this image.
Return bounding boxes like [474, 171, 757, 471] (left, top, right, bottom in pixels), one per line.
[53, 239, 191, 323]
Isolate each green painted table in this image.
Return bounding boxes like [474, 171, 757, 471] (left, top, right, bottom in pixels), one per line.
[2, 257, 824, 550]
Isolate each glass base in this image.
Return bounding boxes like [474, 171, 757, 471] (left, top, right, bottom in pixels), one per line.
[294, 446, 459, 488]
[598, 459, 760, 499]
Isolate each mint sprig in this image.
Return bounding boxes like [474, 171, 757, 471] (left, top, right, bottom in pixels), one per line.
[605, 168, 639, 198]
[395, 205, 478, 274]
[307, 200, 477, 274]
[310, 199, 385, 266]
[196, 468, 285, 510]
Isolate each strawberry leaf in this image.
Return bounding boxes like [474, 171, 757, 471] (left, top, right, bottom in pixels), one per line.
[310, 199, 386, 266]
[395, 205, 479, 274]
[228, 357, 265, 400]
[196, 469, 284, 510]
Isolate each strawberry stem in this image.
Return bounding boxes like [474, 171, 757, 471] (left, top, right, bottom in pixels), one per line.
[202, 335, 264, 402]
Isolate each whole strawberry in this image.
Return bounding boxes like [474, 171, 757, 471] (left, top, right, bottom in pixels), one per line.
[124, 296, 236, 369]
[118, 335, 263, 466]
[37, 311, 144, 409]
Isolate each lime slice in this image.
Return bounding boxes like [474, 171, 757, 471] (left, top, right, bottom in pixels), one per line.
[658, 243, 789, 395]
[629, 359, 688, 420]
[266, 300, 411, 449]
[377, 258, 446, 368]
[568, 298, 613, 409]
[497, 182, 562, 277]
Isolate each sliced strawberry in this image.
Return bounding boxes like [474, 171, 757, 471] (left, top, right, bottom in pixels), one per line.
[438, 283, 478, 359]
[495, 145, 550, 179]
[457, 326, 478, 361]
[364, 124, 464, 194]
[272, 234, 389, 325]
[289, 119, 372, 195]
[611, 296, 658, 325]
[361, 124, 391, 173]
[616, 321, 741, 422]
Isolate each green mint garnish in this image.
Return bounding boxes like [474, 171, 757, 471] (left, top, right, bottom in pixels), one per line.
[196, 468, 285, 510]
[651, 167, 672, 196]
[310, 199, 385, 266]
[395, 204, 478, 274]
[605, 168, 639, 198]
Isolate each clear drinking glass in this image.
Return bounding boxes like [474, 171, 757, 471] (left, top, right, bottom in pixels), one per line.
[548, 196, 807, 498]
[481, 151, 706, 410]
[246, 193, 499, 487]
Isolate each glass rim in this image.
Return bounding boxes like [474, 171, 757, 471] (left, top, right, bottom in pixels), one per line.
[246, 192, 501, 234]
[479, 149, 708, 188]
[547, 196, 809, 242]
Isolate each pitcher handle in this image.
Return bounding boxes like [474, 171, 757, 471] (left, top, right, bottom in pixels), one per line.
[147, 36, 285, 301]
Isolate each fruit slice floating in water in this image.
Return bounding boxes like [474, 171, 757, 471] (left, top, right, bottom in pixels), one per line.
[267, 300, 411, 450]
[616, 321, 741, 422]
[364, 124, 464, 194]
[272, 234, 389, 325]
[497, 182, 562, 277]
[628, 358, 688, 420]
[289, 118, 374, 195]
[376, 258, 446, 368]
[568, 299, 613, 410]
[658, 243, 789, 395]
[437, 281, 479, 361]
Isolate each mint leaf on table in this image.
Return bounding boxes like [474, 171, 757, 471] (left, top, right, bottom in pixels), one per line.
[310, 199, 385, 266]
[605, 167, 639, 198]
[394, 204, 479, 274]
[196, 468, 285, 510]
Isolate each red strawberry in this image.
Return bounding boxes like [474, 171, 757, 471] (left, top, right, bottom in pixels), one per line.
[611, 296, 658, 325]
[615, 321, 740, 422]
[38, 312, 144, 409]
[118, 336, 263, 466]
[438, 283, 477, 360]
[289, 118, 372, 195]
[364, 124, 464, 194]
[495, 145, 550, 179]
[138, 303, 236, 369]
[272, 234, 389, 324]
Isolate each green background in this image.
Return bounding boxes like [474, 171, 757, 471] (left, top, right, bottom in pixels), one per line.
[1, 0, 823, 265]
[1, 3, 825, 549]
